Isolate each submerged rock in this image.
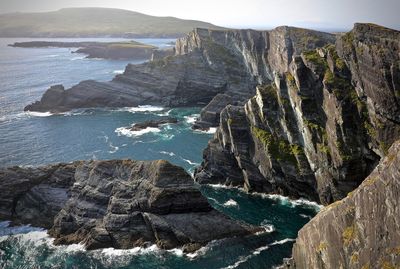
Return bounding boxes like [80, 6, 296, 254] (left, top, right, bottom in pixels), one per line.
[0, 160, 258, 251]
[284, 139, 400, 269]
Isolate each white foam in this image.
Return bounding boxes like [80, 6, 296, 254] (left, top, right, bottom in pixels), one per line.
[194, 127, 217, 134]
[270, 238, 296, 245]
[156, 109, 173, 116]
[223, 199, 239, 207]
[115, 126, 161, 137]
[167, 248, 184, 256]
[181, 158, 200, 166]
[108, 143, 119, 154]
[160, 151, 176, 156]
[71, 56, 85, 61]
[184, 114, 199, 124]
[26, 111, 53, 117]
[113, 70, 125, 74]
[118, 105, 165, 113]
[206, 184, 322, 211]
[299, 214, 312, 219]
[220, 238, 295, 269]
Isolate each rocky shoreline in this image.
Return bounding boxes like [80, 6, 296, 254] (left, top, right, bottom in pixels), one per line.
[0, 159, 259, 252]
[7, 22, 400, 267]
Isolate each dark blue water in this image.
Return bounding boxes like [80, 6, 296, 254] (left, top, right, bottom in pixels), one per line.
[0, 38, 320, 269]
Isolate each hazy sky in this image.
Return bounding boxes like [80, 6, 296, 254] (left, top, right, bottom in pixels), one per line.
[0, 0, 399, 30]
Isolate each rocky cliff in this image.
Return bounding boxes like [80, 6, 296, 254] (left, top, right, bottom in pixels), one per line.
[25, 27, 334, 129]
[284, 139, 400, 269]
[0, 160, 257, 251]
[194, 23, 400, 205]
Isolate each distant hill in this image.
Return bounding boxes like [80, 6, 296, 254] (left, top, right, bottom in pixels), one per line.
[0, 7, 226, 38]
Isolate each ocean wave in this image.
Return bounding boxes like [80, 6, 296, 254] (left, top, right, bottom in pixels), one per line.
[117, 105, 165, 113]
[220, 238, 295, 269]
[156, 109, 173, 116]
[70, 56, 86, 61]
[108, 143, 119, 154]
[159, 151, 176, 156]
[0, 112, 28, 123]
[115, 126, 161, 137]
[181, 157, 200, 166]
[184, 114, 199, 124]
[260, 220, 275, 233]
[26, 111, 53, 117]
[113, 70, 125, 74]
[223, 199, 239, 207]
[299, 214, 312, 219]
[206, 184, 322, 211]
[0, 221, 44, 239]
[194, 127, 217, 134]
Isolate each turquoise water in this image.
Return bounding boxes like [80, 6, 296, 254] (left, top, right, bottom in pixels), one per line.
[0, 38, 319, 269]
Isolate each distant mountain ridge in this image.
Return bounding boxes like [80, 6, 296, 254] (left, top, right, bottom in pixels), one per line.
[0, 7, 226, 38]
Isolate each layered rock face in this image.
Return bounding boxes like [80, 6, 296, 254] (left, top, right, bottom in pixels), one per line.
[195, 24, 400, 205]
[285, 139, 400, 269]
[0, 160, 256, 251]
[25, 27, 334, 129]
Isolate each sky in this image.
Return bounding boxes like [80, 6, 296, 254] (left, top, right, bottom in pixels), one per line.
[0, 0, 399, 31]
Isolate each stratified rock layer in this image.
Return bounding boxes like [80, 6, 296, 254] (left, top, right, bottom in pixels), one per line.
[285, 139, 400, 269]
[25, 26, 334, 129]
[195, 24, 400, 205]
[0, 160, 256, 251]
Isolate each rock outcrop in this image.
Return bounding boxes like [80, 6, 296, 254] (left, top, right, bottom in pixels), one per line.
[195, 24, 400, 205]
[25, 27, 335, 129]
[0, 160, 257, 251]
[129, 118, 178, 131]
[284, 139, 400, 269]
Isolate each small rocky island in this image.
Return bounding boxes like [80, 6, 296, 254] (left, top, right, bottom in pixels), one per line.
[129, 118, 178, 131]
[10, 40, 158, 60]
[0, 159, 259, 251]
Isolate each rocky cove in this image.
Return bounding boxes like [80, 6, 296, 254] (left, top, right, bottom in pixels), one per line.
[4, 22, 400, 268]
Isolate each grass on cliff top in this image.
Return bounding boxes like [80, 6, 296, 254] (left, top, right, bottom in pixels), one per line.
[107, 41, 156, 49]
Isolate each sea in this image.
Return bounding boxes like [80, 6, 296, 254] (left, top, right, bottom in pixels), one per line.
[0, 37, 320, 269]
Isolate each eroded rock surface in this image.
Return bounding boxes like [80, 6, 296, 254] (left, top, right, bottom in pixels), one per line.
[25, 26, 334, 130]
[0, 160, 257, 251]
[284, 139, 400, 269]
[195, 24, 400, 205]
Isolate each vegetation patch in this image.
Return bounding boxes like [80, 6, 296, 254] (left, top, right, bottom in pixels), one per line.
[342, 224, 357, 246]
[303, 50, 328, 70]
[251, 126, 303, 165]
[286, 72, 297, 88]
[317, 241, 328, 252]
[350, 252, 359, 263]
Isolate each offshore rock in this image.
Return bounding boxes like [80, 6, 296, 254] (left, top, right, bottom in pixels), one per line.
[129, 118, 178, 131]
[10, 41, 157, 60]
[0, 160, 257, 251]
[285, 139, 400, 269]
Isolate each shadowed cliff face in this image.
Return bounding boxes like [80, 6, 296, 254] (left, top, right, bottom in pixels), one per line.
[0, 160, 257, 251]
[194, 24, 400, 205]
[284, 139, 400, 269]
[24, 26, 334, 129]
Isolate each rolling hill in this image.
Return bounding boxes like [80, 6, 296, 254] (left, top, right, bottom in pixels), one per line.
[0, 7, 226, 38]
